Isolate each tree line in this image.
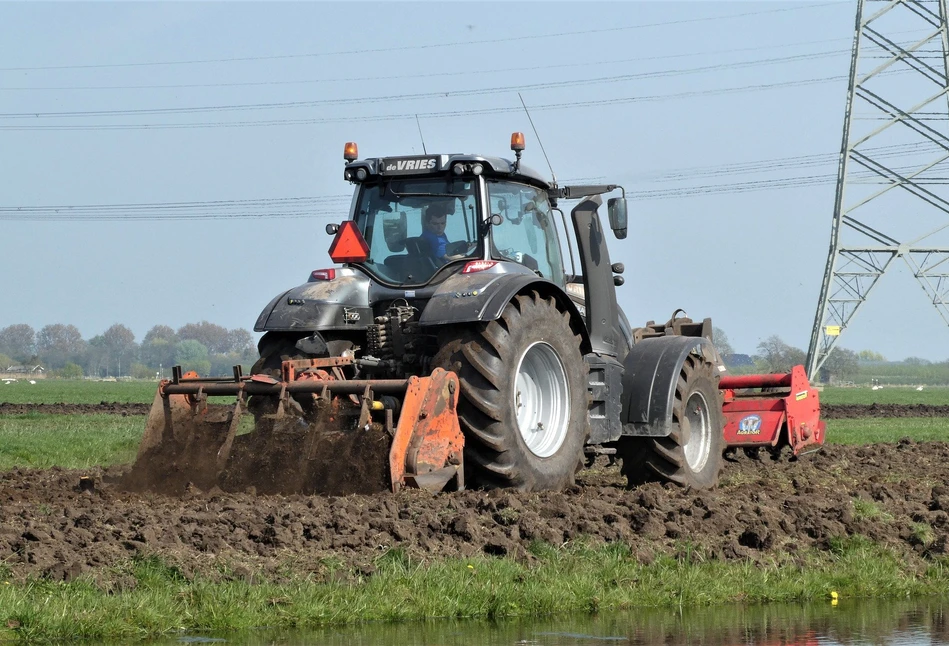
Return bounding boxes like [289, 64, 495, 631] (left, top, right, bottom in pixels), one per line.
[0, 322, 257, 379]
[714, 328, 949, 385]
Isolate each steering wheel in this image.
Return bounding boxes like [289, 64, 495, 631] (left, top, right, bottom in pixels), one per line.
[444, 240, 476, 259]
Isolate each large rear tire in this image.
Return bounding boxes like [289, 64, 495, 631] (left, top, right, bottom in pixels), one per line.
[433, 292, 589, 491]
[618, 353, 724, 489]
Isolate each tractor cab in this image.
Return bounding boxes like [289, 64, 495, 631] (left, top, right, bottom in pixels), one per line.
[333, 138, 566, 288]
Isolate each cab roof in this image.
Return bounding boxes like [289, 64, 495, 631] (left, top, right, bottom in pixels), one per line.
[344, 153, 551, 189]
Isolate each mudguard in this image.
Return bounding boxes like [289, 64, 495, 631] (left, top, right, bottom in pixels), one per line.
[254, 274, 372, 332]
[619, 335, 719, 437]
[418, 270, 590, 352]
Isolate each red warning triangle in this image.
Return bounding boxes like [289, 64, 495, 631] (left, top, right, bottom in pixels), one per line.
[328, 221, 370, 263]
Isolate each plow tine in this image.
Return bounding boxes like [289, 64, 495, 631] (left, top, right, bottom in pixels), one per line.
[216, 392, 245, 472]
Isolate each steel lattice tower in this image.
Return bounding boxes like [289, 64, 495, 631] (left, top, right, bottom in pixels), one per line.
[808, 0, 949, 378]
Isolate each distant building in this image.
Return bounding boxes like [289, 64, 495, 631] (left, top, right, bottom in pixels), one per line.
[0, 365, 46, 380]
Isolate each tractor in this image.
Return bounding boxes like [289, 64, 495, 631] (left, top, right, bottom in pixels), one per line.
[131, 133, 824, 495]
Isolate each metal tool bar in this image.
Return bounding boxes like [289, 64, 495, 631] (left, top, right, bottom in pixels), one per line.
[162, 379, 410, 397]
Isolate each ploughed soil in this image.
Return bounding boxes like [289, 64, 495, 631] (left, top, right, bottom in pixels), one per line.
[2, 401, 949, 586]
[4, 441, 949, 586]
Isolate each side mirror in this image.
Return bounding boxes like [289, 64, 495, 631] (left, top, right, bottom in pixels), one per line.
[607, 197, 628, 240]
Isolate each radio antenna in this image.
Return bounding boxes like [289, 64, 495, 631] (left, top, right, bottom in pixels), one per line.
[518, 93, 556, 185]
[415, 114, 428, 155]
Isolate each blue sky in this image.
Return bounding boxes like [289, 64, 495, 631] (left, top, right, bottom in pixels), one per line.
[1, 0, 946, 360]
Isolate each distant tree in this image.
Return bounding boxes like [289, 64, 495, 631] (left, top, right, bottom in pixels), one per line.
[822, 347, 859, 382]
[141, 325, 178, 374]
[102, 323, 137, 375]
[753, 335, 806, 373]
[57, 362, 83, 379]
[226, 328, 254, 353]
[0, 352, 11, 369]
[712, 326, 735, 359]
[178, 321, 231, 354]
[175, 340, 211, 376]
[143, 324, 177, 346]
[36, 324, 86, 370]
[0, 324, 36, 363]
[129, 362, 155, 380]
[858, 349, 887, 363]
[903, 356, 932, 366]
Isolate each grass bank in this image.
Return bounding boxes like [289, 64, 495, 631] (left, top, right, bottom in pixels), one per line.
[1, 538, 947, 643]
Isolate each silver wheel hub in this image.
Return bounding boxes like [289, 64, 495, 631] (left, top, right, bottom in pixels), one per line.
[682, 391, 711, 472]
[514, 342, 570, 458]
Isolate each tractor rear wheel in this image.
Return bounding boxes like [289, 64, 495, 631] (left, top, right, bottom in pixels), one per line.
[618, 353, 724, 489]
[434, 292, 589, 491]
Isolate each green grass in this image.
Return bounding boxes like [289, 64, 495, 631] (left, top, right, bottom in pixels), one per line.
[0, 539, 946, 642]
[825, 417, 949, 444]
[820, 386, 949, 406]
[0, 379, 157, 405]
[0, 414, 143, 470]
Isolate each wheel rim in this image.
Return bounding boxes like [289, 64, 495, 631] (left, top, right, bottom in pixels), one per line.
[513, 342, 570, 458]
[682, 391, 712, 472]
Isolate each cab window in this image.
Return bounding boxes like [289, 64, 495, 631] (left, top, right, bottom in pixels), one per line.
[486, 180, 564, 285]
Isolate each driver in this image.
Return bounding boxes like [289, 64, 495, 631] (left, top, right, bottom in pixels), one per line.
[420, 201, 453, 263]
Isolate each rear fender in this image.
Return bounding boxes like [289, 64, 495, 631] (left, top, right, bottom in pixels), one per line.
[620, 336, 721, 437]
[419, 270, 590, 353]
[254, 273, 372, 332]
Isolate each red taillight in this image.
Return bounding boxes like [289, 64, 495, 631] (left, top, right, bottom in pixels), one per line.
[310, 268, 336, 281]
[462, 260, 498, 274]
[328, 221, 370, 263]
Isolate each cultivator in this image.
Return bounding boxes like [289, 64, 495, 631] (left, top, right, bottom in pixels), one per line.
[130, 360, 465, 496]
[719, 365, 825, 455]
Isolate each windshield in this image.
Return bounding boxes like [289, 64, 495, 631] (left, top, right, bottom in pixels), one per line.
[486, 180, 564, 286]
[352, 178, 480, 285]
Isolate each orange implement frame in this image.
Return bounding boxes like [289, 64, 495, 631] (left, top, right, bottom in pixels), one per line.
[137, 361, 465, 494]
[719, 365, 825, 455]
[388, 368, 464, 493]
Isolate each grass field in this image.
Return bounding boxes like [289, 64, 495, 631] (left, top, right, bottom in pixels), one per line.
[0, 414, 142, 470]
[0, 380, 157, 404]
[819, 386, 949, 406]
[826, 417, 949, 444]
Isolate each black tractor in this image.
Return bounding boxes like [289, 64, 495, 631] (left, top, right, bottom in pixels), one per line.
[249, 133, 728, 491]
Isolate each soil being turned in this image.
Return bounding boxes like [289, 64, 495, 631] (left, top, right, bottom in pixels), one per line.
[3, 439, 949, 585]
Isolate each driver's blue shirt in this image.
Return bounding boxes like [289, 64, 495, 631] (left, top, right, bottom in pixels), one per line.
[421, 229, 448, 258]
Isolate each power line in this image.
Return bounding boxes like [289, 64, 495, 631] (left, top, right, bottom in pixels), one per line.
[0, 49, 846, 93]
[0, 2, 845, 73]
[7, 142, 949, 220]
[0, 72, 897, 132]
[0, 55, 853, 119]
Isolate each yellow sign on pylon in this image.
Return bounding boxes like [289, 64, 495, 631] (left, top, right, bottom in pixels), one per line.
[825, 325, 841, 336]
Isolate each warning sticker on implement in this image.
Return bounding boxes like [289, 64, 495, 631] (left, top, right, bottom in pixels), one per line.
[795, 391, 808, 401]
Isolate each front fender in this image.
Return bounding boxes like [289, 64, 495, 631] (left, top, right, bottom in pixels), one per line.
[419, 270, 590, 353]
[620, 336, 718, 437]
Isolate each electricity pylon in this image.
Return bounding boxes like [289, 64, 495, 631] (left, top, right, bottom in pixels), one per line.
[808, 0, 949, 378]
